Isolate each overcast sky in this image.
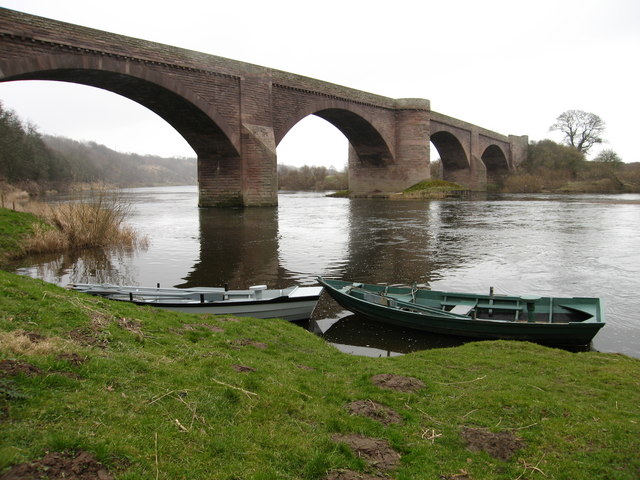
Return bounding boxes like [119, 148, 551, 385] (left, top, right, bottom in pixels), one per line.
[1, 0, 639, 168]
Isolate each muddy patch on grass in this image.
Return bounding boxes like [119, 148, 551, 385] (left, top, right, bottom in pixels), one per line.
[440, 470, 471, 480]
[0, 450, 113, 479]
[461, 427, 526, 461]
[56, 352, 87, 366]
[232, 364, 256, 373]
[68, 315, 145, 347]
[296, 364, 315, 371]
[116, 317, 144, 337]
[371, 374, 424, 393]
[0, 358, 82, 380]
[22, 331, 46, 343]
[68, 326, 109, 348]
[347, 400, 402, 426]
[332, 434, 401, 472]
[0, 359, 42, 377]
[323, 470, 390, 480]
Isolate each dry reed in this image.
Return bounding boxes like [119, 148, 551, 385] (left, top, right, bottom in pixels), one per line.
[20, 189, 148, 254]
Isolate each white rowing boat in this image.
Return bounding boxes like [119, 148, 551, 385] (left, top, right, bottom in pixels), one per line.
[69, 283, 323, 321]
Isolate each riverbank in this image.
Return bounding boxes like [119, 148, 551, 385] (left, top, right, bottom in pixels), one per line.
[1, 270, 639, 479]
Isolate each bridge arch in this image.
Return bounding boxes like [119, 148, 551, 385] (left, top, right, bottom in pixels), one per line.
[481, 144, 509, 172]
[0, 54, 239, 158]
[430, 130, 470, 183]
[274, 100, 394, 167]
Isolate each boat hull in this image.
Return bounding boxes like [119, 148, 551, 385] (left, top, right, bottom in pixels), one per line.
[121, 296, 320, 322]
[318, 278, 604, 345]
[70, 283, 323, 322]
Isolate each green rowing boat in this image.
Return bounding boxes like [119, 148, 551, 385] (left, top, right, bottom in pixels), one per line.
[317, 278, 605, 345]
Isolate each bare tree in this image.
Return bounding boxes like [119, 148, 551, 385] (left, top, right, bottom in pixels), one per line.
[593, 149, 622, 163]
[550, 110, 605, 154]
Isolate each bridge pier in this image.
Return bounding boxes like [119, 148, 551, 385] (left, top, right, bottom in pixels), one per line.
[197, 156, 243, 207]
[198, 73, 279, 207]
[349, 99, 432, 196]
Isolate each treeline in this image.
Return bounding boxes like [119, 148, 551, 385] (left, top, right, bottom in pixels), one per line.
[0, 101, 196, 192]
[0, 102, 62, 185]
[2, 102, 348, 193]
[43, 136, 197, 187]
[278, 164, 348, 191]
[499, 140, 640, 193]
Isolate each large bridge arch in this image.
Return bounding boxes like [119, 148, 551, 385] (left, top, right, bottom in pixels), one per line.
[430, 130, 471, 185]
[0, 54, 239, 158]
[274, 100, 394, 167]
[481, 144, 510, 184]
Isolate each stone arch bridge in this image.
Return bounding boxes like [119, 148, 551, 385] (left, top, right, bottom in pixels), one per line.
[0, 7, 527, 207]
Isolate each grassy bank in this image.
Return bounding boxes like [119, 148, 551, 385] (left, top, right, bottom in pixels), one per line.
[1, 271, 639, 479]
[0, 208, 47, 262]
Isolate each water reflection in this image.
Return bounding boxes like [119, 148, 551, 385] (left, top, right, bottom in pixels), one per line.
[179, 207, 280, 288]
[309, 314, 467, 356]
[10, 246, 143, 286]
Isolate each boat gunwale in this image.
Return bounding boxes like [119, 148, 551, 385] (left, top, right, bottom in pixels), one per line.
[107, 293, 322, 308]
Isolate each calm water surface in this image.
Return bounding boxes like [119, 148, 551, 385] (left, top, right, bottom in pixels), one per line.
[13, 187, 640, 358]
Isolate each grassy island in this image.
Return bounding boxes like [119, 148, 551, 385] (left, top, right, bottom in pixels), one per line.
[397, 180, 468, 199]
[1, 211, 639, 479]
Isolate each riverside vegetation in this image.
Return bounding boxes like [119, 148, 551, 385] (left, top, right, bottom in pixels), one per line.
[0, 189, 147, 263]
[1, 210, 639, 479]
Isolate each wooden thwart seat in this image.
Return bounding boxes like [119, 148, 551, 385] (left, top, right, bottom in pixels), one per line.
[445, 299, 477, 316]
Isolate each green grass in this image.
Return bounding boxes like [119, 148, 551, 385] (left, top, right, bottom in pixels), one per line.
[0, 207, 47, 261]
[398, 180, 468, 199]
[403, 180, 466, 193]
[325, 190, 350, 198]
[1, 270, 639, 479]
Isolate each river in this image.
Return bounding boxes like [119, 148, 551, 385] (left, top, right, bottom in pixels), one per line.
[11, 186, 640, 359]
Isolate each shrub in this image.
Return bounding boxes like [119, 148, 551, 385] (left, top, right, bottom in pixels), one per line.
[502, 174, 543, 193]
[21, 189, 147, 254]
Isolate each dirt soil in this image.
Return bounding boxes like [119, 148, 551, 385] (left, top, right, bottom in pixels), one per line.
[0, 358, 81, 381]
[332, 434, 401, 472]
[296, 364, 315, 371]
[0, 359, 42, 377]
[370, 374, 424, 393]
[56, 352, 87, 366]
[231, 364, 256, 372]
[440, 470, 471, 480]
[461, 427, 526, 461]
[323, 470, 390, 480]
[346, 400, 402, 425]
[68, 326, 108, 348]
[0, 450, 113, 480]
[23, 331, 46, 343]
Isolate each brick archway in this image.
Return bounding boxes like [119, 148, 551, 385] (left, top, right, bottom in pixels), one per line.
[430, 130, 470, 182]
[0, 54, 239, 158]
[276, 103, 394, 168]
